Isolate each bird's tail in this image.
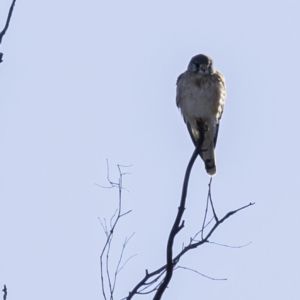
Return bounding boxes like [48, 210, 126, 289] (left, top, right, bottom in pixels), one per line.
[199, 145, 216, 176]
[187, 121, 217, 176]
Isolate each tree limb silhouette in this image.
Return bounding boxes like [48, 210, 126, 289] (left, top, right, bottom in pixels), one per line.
[2, 285, 7, 300]
[122, 121, 254, 299]
[98, 162, 135, 300]
[0, 0, 17, 63]
[152, 122, 206, 300]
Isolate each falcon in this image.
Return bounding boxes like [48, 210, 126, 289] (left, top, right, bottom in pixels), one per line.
[176, 54, 226, 176]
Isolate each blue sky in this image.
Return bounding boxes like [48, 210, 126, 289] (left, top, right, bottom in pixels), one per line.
[1, 0, 300, 299]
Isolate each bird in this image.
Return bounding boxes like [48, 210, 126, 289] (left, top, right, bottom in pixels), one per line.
[176, 54, 226, 176]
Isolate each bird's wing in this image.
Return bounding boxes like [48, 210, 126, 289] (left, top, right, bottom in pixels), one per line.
[213, 71, 226, 148]
[213, 122, 220, 148]
[175, 73, 184, 107]
[216, 71, 226, 119]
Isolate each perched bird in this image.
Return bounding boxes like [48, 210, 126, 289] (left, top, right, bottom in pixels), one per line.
[176, 54, 226, 176]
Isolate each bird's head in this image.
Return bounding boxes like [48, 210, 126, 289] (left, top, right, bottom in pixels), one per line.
[187, 54, 214, 75]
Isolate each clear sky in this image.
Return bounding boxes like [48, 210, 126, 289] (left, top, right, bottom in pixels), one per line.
[1, 0, 300, 299]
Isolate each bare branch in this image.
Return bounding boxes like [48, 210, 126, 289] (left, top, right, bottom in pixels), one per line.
[117, 254, 137, 275]
[176, 266, 227, 281]
[201, 179, 211, 240]
[137, 281, 161, 295]
[152, 122, 206, 300]
[106, 235, 113, 297]
[208, 178, 218, 222]
[119, 123, 254, 299]
[194, 216, 214, 241]
[171, 202, 255, 263]
[0, 0, 17, 63]
[125, 265, 167, 299]
[136, 272, 165, 295]
[2, 285, 7, 300]
[98, 217, 108, 237]
[110, 209, 118, 229]
[95, 183, 115, 189]
[99, 163, 134, 300]
[207, 241, 252, 249]
[124, 175, 254, 299]
[112, 233, 136, 293]
[119, 210, 132, 218]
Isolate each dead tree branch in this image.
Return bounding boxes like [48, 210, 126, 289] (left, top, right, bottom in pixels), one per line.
[98, 162, 134, 300]
[152, 122, 206, 300]
[2, 285, 7, 300]
[175, 266, 226, 281]
[123, 122, 254, 299]
[0, 0, 17, 63]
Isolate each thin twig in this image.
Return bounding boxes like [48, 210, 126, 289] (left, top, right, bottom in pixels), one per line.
[100, 246, 108, 300]
[176, 266, 227, 281]
[99, 163, 133, 300]
[106, 235, 113, 298]
[110, 209, 118, 229]
[2, 285, 7, 300]
[208, 178, 218, 222]
[112, 233, 136, 293]
[119, 210, 132, 218]
[117, 254, 137, 275]
[201, 179, 211, 240]
[98, 217, 108, 237]
[207, 241, 252, 249]
[194, 217, 214, 241]
[136, 281, 161, 295]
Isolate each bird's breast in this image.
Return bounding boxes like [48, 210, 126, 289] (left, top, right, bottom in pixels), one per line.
[178, 75, 223, 122]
